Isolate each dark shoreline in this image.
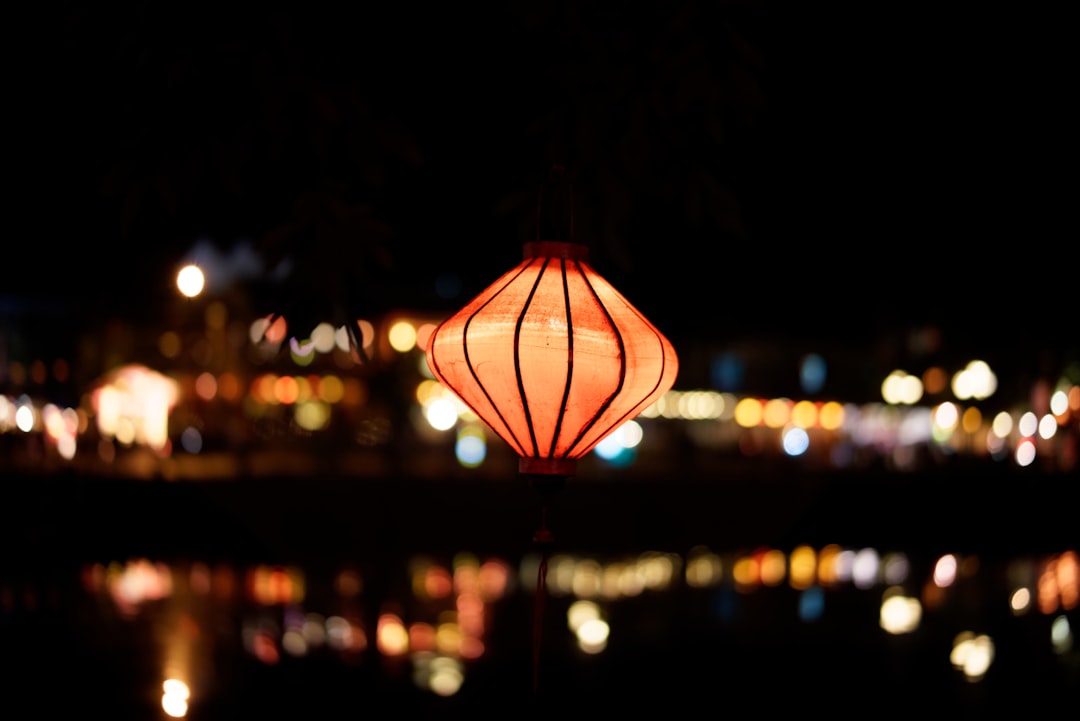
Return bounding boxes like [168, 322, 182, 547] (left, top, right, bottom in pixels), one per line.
[5, 463, 1075, 569]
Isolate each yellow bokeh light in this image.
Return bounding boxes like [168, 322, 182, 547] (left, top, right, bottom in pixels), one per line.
[790, 400, 818, 429]
[763, 398, 792, 429]
[733, 397, 764, 428]
[319, 375, 345, 403]
[789, 545, 817, 590]
[961, 406, 983, 434]
[388, 321, 418, 353]
[818, 401, 845, 431]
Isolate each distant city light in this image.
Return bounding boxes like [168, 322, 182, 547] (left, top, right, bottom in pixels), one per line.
[176, 264, 205, 298]
[594, 421, 643, 463]
[388, 321, 418, 353]
[951, 359, 997, 401]
[782, 426, 809, 456]
[950, 632, 995, 681]
[455, 426, 487, 467]
[882, 370, 924, 405]
[425, 398, 459, 431]
[1050, 615, 1074, 655]
[799, 353, 827, 395]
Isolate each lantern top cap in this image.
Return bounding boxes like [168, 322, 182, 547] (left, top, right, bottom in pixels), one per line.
[523, 240, 589, 261]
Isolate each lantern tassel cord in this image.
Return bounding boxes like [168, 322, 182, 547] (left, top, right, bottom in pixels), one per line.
[532, 499, 554, 699]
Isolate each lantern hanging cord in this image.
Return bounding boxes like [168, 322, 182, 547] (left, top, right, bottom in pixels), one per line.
[535, 164, 574, 243]
[532, 501, 553, 698]
[527, 472, 566, 701]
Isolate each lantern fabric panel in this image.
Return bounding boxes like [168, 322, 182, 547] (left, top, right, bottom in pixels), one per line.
[559, 283, 677, 457]
[517, 257, 623, 459]
[426, 263, 534, 457]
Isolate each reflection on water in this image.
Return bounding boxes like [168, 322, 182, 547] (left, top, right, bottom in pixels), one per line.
[3, 545, 1077, 718]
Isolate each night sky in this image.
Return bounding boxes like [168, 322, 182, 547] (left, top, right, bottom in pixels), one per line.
[6, 4, 1076, 367]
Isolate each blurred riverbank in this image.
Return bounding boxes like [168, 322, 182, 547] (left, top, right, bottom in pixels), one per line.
[2, 464, 1077, 719]
[4, 460, 1077, 567]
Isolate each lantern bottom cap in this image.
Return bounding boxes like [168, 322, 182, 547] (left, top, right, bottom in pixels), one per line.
[519, 457, 577, 478]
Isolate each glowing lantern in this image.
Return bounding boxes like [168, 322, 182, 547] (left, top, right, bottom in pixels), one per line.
[425, 240, 678, 479]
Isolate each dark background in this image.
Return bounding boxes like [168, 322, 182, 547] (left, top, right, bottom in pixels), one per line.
[2, 7, 1078, 715]
[7, 3, 1076, 357]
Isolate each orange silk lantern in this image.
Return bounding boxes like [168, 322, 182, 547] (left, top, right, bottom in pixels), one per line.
[425, 239, 679, 479]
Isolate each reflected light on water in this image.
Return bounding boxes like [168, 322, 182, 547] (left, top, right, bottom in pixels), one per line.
[456, 591, 485, 636]
[423, 564, 453, 600]
[3, 538, 1074, 714]
[1038, 550, 1080, 614]
[950, 631, 995, 681]
[567, 598, 609, 654]
[459, 635, 485, 661]
[161, 678, 191, 718]
[1057, 550, 1079, 610]
[879, 587, 922, 635]
[326, 614, 367, 653]
[451, 552, 479, 591]
[576, 617, 610, 654]
[1050, 615, 1073, 655]
[797, 586, 825, 622]
[334, 567, 363, 598]
[299, 613, 329, 653]
[413, 651, 465, 696]
[247, 624, 280, 665]
[568, 599, 601, 630]
[377, 612, 410, 656]
[409, 622, 436, 653]
[435, 620, 464, 655]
